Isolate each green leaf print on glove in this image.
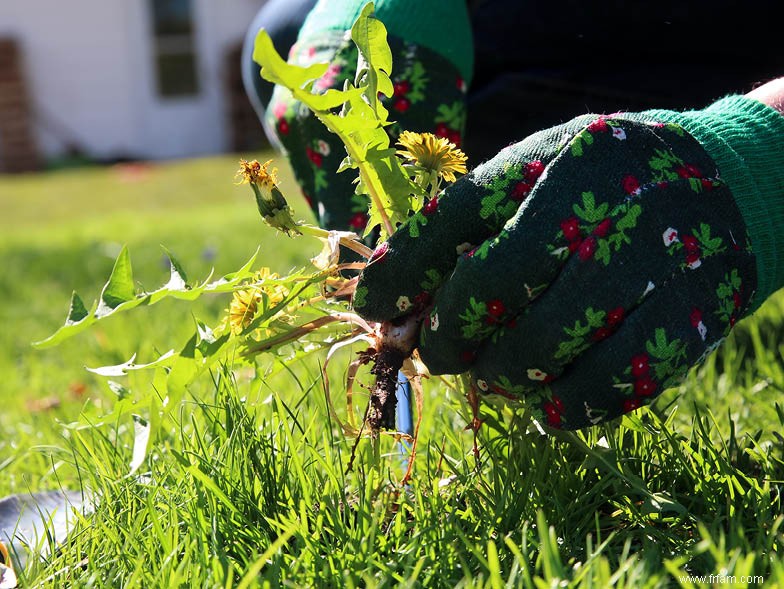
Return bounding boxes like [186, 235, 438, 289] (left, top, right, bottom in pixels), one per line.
[355, 116, 758, 430]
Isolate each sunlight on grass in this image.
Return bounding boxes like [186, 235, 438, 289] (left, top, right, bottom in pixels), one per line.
[1, 157, 783, 587]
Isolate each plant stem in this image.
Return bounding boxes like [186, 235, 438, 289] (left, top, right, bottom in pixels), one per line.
[296, 224, 373, 258]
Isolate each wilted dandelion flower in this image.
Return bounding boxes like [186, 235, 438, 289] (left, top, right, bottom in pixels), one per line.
[396, 131, 467, 183]
[236, 158, 278, 187]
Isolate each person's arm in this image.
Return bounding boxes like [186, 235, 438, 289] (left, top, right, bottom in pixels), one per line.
[746, 77, 784, 115]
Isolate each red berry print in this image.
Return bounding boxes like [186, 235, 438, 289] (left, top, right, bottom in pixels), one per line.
[448, 130, 462, 147]
[676, 164, 701, 179]
[593, 218, 612, 238]
[523, 160, 545, 182]
[623, 398, 641, 413]
[306, 147, 323, 167]
[607, 307, 625, 326]
[393, 80, 410, 96]
[701, 178, 714, 190]
[587, 118, 608, 133]
[510, 181, 532, 202]
[578, 236, 597, 260]
[552, 395, 565, 413]
[435, 123, 450, 138]
[630, 353, 650, 377]
[593, 327, 612, 341]
[689, 307, 703, 327]
[682, 235, 699, 252]
[622, 175, 641, 195]
[348, 212, 368, 230]
[487, 299, 506, 318]
[685, 251, 700, 265]
[413, 291, 432, 307]
[278, 119, 290, 136]
[567, 238, 583, 253]
[546, 413, 562, 428]
[560, 217, 581, 241]
[422, 196, 439, 216]
[456, 75, 467, 92]
[543, 401, 559, 418]
[394, 97, 410, 113]
[634, 378, 657, 397]
[543, 401, 562, 427]
[733, 291, 742, 309]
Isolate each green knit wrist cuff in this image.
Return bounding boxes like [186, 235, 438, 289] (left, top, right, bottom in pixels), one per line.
[630, 96, 784, 310]
[298, 0, 474, 85]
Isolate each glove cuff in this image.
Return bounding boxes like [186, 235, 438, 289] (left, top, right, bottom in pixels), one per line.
[635, 96, 784, 310]
[298, 0, 474, 85]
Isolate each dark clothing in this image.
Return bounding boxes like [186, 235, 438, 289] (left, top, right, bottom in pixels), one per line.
[244, 0, 781, 163]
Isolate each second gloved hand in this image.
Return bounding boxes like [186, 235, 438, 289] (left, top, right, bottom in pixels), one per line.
[354, 96, 784, 429]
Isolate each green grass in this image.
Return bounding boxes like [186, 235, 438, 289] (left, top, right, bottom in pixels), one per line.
[1, 158, 783, 587]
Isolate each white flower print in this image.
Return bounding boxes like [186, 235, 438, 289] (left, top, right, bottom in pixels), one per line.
[396, 296, 412, 312]
[611, 126, 627, 140]
[662, 227, 679, 246]
[527, 368, 549, 381]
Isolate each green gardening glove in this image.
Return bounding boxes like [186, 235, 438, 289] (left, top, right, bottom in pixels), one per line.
[262, 0, 472, 230]
[354, 96, 784, 429]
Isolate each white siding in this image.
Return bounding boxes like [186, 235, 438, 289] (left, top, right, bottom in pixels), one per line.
[0, 0, 265, 160]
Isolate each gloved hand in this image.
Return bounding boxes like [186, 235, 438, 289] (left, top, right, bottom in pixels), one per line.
[260, 0, 473, 230]
[354, 95, 784, 429]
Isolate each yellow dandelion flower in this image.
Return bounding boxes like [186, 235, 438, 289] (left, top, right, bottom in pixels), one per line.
[396, 131, 467, 183]
[225, 268, 290, 334]
[228, 288, 259, 334]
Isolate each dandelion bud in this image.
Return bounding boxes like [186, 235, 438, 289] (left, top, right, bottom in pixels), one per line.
[236, 159, 300, 235]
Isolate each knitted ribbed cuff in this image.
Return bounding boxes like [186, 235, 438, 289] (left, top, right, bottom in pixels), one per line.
[298, 0, 474, 85]
[631, 96, 784, 310]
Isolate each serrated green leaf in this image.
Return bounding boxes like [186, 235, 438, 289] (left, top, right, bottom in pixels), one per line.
[351, 2, 394, 108]
[162, 247, 189, 290]
[252, 6, 414, 239]
[98, 245, 135, 313]
[32, 249, 260, 349]
[87, 350, 177, 377]
[65, 291, 89, 325]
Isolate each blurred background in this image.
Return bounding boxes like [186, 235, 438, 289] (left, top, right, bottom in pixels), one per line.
[0, 0, 315, 436]
[0, 0, 269, 172]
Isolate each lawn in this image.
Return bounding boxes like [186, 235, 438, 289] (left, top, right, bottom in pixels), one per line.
[1, 156, 783, 587]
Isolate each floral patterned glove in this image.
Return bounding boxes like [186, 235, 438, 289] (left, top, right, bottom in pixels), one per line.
[355, 97, 784, 429]
[263, 0, 472, 230]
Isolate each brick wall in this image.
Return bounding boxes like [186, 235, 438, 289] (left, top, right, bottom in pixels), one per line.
[0, 38, 39, 172]
[225, 43, 268, 153]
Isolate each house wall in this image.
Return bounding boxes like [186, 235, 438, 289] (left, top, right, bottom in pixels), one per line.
[0, 0, 265, 161]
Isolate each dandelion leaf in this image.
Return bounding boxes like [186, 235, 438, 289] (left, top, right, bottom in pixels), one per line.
[252, 2, 413, 240]
[33, 248, 259, 349]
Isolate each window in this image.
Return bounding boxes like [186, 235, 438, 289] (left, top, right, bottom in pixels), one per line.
[150, 0, 199, 97]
